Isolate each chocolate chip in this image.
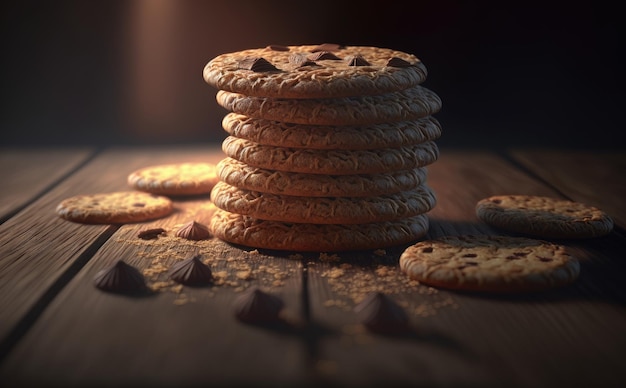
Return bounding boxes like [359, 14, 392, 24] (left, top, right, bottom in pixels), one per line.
[288, 53, 319, 68]
[346, 55, 370, 66]
[137, 228, 166, 240]
[237, 57, 279, 72]
[233, 288, 284, 324]
[168, 253, 213, 286]
[266, 44, 289, 51]
[307, 51, 341, 61]
[311, 43, 344, 52]
[176, 221, 211, 241]
[94, 260, 147, 294]
[354, 292, 409, 334]
[386, 57, 412, 68]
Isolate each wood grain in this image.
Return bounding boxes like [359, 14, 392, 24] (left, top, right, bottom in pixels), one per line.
[0, 145, 311, 386]
[0, 197, 307, 387]
[0, 147, 94, 221]
[0, 146, 625, 387]
[509, 149, 626, 229]
[0, 146, 224, 346]
[304, 150, 626, 386]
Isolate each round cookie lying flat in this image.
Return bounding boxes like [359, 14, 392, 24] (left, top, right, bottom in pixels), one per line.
[217, 158, 428, 198]
[128, 162, 219, 196]
[209, 209, 430, 252]
[210, 181, 436, 224]
[222, 113, 442, 150]
[399, 235, 580, 293]
[216, 85, 442, 126]
[203, 44, 428, 99]
[56, 191, 173, 224]
[476, 195, 614, 239]
[222, 137, 439, 175]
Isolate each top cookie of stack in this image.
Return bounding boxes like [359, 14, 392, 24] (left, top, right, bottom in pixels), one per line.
[203, 43, 428, 99]
[203, 43, 442, 252]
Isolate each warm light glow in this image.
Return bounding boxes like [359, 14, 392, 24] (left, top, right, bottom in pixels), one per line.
[119, 1, 323, 143]
[127, 0, 183, 139]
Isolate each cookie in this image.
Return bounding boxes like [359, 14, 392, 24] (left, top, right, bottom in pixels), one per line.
[222, 137, 439, 175]
[203, 44, 428, 99]
[215, 85, 442, 126]
[209, 209, 430, 252]
[217, 158, 428, 198]
[56, 191, 173, 224]
[222, 113, 442, 150]
[475, 195, 614, 239]
[127, 162, 219, 196]
[210, 181, 436, 224]
[399, 235, 581, 293]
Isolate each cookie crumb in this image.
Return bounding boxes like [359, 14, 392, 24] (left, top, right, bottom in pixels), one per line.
[319, 253, 341, 262]
[323, 268, 345, 279]
[236, 270, 253, 280]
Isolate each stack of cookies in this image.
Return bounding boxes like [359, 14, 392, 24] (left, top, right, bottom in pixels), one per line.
[203, 43, 442, 252]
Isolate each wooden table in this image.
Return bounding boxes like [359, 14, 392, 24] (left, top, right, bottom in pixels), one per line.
[0, 144, 624, 387]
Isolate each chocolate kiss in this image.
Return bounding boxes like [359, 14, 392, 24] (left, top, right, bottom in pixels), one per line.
[168, 254, 213, 286]
[233, 288, 284, 323]
[354, 292, 409, 333]
[176, 221, 211, 241]
[94, 260, 146, 294]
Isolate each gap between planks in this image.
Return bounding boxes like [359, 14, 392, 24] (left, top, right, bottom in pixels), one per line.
[1, 147, 626, 386]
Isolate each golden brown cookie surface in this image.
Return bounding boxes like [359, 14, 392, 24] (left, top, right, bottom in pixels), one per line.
[222, 113, 442, 150]
[128, 162, 219, 196]
[399, 235, 580, 293]
[209, 209, 429, 252]
[216, 85, 442, 126]
[56, 191, 173, 224]
[476, 195, 614, 239]
[216, 158, 429, 198]
[221, 137, 439, 175]
[210, 181, 436, 224]
[203, 44, 428, 99]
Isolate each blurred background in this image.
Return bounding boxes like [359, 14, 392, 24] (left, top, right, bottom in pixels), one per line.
[1, 0, 623, 149]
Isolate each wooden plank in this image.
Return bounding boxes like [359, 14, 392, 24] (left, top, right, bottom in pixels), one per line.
[0, 146, 223, 346]
[304, 150, 626, 386]
[0, 199, 307, 386]
[1, 147, 625, 386]
[508, 149, 626, 230]
[0, 147, 94, 222]
[0, 145, 308, 386]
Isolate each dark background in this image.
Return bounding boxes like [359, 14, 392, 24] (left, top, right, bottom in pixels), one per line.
[1, 0, 624, 149]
